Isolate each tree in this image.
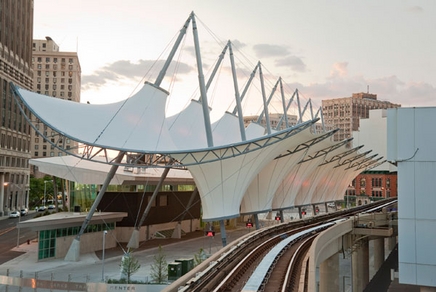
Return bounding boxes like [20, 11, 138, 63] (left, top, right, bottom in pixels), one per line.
[150, 245, 168, 283]
[120, 253, 141, 283]
[194, 247, 207, 266]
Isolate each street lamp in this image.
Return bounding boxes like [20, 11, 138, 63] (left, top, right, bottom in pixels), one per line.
[102, 230, 107, 282]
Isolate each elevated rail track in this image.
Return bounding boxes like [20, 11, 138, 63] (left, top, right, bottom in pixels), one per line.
[171, 199, 397, 292]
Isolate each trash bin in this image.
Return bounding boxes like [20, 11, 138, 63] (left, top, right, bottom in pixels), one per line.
[175, 258, 194, 275]
[168, 262, 182, 281]
[74, 206, 81, 212]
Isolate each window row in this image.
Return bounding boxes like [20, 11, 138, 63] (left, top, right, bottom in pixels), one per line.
[35, 91, 73, 98]
[34, 57, 74, 64]
[0, 133, 30, 152]
[37, 84, 75, 91]
[35, 63, 75, 70]
[38, 223, 114, 260]
[36, 76, 74, 83]
[37, 71, 75, 77]
[0, 155, 29, 168]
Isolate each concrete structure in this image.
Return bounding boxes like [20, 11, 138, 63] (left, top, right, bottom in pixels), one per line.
[388, 107, 436, 290]
[18, 211, 127, 260]
[31, 37, 81, 175]
[0, 0, 33, 216]
[308, 208, 397, 292]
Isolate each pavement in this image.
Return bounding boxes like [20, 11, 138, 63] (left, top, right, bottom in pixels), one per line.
[0, 220, 252, 285]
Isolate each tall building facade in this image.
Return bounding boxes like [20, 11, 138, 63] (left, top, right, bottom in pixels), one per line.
[0, 0, 33, 215]
[31, 37, 81, 176]
[322, 92, 400, 142]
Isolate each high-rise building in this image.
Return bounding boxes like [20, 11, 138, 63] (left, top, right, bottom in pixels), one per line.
[31, 37, 81, 176]
[0, 0, 34, 215]
[322, 92, 400, 141]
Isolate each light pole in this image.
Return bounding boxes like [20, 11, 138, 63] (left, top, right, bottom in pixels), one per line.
[102, 230, 107, 282]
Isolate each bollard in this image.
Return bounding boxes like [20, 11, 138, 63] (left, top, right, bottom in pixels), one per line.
[27, 239, 30, 245]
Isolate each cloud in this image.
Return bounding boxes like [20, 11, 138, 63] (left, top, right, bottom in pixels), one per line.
[275, 56, 307, 72]
[284, 73, 436, 109]
[329, 62, 349, 79]
[231, 39, 247, 49]
[82, 59, 194, 90]
[253, 44, 290, 58]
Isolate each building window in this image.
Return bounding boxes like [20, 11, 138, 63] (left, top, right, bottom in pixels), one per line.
[45, 64, 50, 69]
[46, 57, 50, 62]
[53, 58, 57, 63]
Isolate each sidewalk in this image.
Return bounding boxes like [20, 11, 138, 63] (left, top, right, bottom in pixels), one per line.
[0, 225, 251, 284]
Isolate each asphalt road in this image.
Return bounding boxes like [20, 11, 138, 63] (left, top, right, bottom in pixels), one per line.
[0, 212, 39, 265]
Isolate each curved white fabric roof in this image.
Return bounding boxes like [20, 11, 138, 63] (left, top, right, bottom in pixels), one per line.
[240, 127, 319, 214]
[17, 83, 178, 152]
[29, 156, 193, 185]
[15, 81, 378, 221]
[173, 121, 316, 220]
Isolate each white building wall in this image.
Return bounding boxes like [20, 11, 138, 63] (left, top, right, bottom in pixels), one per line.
[353, 109, 396, 172]
[387, 107, 436, 287]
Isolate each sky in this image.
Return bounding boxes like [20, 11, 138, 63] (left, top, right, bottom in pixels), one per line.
[33, 0, 436, 120]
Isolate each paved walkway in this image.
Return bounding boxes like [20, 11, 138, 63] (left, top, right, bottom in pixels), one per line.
[0, 225, 251, 284]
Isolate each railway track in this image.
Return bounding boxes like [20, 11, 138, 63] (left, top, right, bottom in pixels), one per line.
[176, 199, 397, 292]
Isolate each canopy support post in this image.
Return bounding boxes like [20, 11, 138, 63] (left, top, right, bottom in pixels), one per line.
[258, 62, 272, 134]
[127, 160, 173, 249]
[228, 41, 246, 141]
[191, 12, 213, 147]
[65, 151, 125, 261]
[219, 220, 227, 247]
[154, 15, 192, 87]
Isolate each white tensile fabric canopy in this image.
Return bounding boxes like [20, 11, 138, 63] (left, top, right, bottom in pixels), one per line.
[29, 156, 194, 185]
[15, 81, 376, 221]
